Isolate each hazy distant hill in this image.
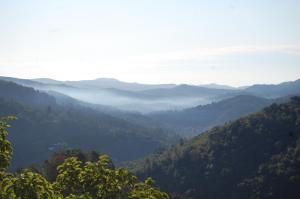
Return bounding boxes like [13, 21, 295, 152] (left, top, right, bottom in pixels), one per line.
[131, 97, 300, 199]
[0, 76, 74, 91]
[139, 84, 236, 98]
[199, 83, 237, 90]
[0, 76, 46, 88]
[1, 77, 236, 112]
[0, 80, 57, 109]
[149, 95, 273, 136]
[245, 79, 300, 98]
[34, 77, 177, 91]
[33, 78, 62, 85]
[2, 76, 300, 113]
[0, 80, 178, 169]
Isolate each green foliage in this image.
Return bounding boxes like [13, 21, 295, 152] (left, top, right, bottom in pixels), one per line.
[240, 139, 300, 198]
[1, 170, 57, 199]
[53, 155, 168, 198]
[0, 116, 16, 171]
[132, 97, 300, 199]
[32, 149, 100, 182]
[0, 117, 169, 199]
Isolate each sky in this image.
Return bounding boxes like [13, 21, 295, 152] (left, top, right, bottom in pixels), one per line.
[0, 0, 300, 86]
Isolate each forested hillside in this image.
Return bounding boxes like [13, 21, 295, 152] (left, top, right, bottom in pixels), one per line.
[131, 97, 300, 199]
[0, 117, 169, 198]
[0, 80, 177, 169]
[0, 80, 57, 109]
[150, 95, 273, 136]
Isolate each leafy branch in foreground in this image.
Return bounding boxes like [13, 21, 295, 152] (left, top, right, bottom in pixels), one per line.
[0, 116, 168, 199]
[0, 116, 16, 172]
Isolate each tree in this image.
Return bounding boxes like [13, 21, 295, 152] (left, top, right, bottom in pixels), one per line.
[0, 116, 15, 172]
[0, 116, 169, 199]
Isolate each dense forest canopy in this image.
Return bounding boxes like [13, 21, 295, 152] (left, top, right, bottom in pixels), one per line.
[131, 97, 300, 199]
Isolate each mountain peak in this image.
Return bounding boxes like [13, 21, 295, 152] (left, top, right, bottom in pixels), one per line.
[33, 78, 61, 84]
[199, 83, 237, 90]
[94, 78, 121, 82]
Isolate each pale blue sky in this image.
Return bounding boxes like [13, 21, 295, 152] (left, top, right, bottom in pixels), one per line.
[0, 0, 299, 86]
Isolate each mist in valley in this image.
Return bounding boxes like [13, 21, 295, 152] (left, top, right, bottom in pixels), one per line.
[35, 84, 214, 113]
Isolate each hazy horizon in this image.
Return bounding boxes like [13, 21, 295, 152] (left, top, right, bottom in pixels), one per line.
[1, 0, 300, 86]
[2, 75, 300, 88]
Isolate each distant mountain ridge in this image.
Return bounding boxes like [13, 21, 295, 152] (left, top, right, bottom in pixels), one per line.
[245, 79, 300, 98]
[0, 76, 237, 112]
[1, 76, 300, 113]
[34, 77, 177, 91]
[199, 83, 237, 90]
[0, 80, 178, 169]
[149, 95, 274, 136]
[33, 78, 62, 85]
